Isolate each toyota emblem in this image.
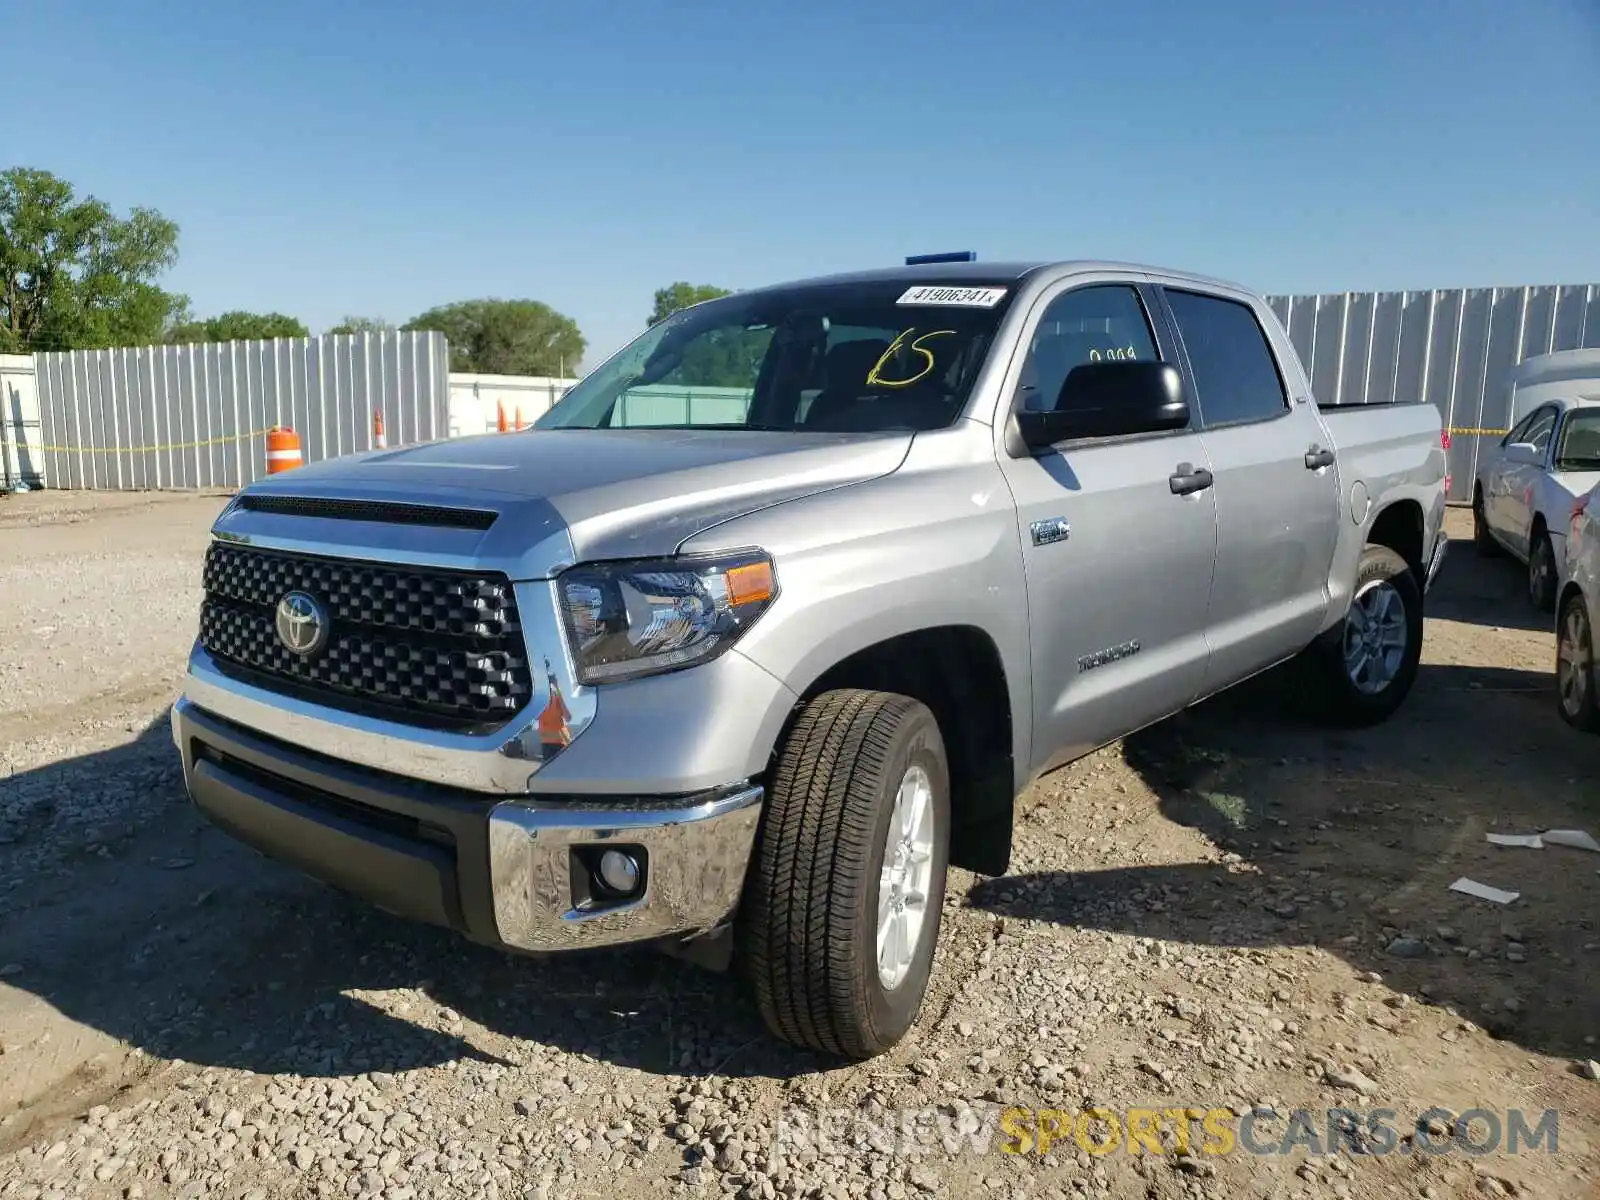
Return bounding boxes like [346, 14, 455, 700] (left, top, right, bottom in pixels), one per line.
[275, 590, 330, 657]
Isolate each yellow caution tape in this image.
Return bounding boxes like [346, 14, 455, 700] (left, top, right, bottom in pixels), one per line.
[33, 428, 275, 454]
[1446, 426, 1509, 437]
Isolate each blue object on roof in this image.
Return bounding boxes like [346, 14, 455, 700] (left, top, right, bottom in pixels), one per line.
[904, 251, 977, 265]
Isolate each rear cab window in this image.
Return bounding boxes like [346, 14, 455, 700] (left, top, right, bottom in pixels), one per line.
[1162, 288, 1290, 428]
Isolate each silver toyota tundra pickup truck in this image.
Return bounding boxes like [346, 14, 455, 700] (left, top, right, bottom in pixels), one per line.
[172, 258, 1448, 1061]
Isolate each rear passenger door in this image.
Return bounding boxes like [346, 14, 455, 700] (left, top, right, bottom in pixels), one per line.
[996, 279, 1219, 775]
[1155, 285, 1342, 693]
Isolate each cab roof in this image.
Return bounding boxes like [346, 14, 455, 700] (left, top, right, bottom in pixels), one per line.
[740, 258, 1257, 298]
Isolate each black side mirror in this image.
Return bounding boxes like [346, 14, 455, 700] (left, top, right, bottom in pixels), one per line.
[1015, 361, 1189, 449]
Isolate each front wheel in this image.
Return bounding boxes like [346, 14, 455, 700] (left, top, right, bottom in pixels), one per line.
[739, 689, 951, 1061]
[1529, 530, 1558, 613]
[1309, 544, 1425, 727]
[1557, 593, 1600, 732]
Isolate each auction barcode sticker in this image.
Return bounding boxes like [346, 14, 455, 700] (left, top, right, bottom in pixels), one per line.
[896, 285, 1008, 307]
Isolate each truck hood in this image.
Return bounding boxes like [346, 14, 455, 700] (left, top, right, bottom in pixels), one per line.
[218, 428, 911, 578]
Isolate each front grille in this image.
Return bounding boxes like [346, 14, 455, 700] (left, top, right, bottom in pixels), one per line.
[199, 543, 532, 730]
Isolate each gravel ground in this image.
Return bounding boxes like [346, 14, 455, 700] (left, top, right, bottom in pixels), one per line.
[2, 491, 1599, 1200]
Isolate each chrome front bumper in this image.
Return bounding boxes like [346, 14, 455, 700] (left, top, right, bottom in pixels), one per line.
[486, 788, 763, 951]
[173, 697, 763, 954]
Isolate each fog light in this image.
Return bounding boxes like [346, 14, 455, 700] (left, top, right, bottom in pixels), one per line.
[598, 849, 642, 895]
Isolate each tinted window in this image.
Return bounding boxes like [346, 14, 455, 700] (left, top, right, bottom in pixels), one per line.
[1017, 285, 1159, 412]
[1164, 290, 1289, 426]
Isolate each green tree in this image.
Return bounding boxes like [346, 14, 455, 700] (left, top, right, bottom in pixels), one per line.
[645, 282, 767, 388]
[404, 299, 585, 376]
[0, 167, 186, 352]
[648, 282, 731, 327]
[166, 310, 310, 343]
[327, 315, 394, 335]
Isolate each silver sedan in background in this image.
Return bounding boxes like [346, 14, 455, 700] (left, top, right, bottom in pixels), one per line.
[1558, 480, 1600, 730]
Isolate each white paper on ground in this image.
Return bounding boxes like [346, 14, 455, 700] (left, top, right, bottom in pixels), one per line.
[1483, 828, 1600, 852]
[1449, 877, 1520, 905]
[1542, 829, 1600, 853]
[1487, 833, 1545, 848]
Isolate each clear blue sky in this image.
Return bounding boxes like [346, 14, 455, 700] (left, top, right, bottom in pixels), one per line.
[8, 0, 1599, 371]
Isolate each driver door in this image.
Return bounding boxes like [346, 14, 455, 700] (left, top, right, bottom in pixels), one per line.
[995, 279, 1219, 775]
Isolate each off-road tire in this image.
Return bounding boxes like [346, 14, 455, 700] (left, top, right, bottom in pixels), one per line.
[738, 688, 951, 1061]
[1310, 544, 1425, 727]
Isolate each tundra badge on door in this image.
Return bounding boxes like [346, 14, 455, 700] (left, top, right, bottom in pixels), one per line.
[1077, 639, 1142, 673]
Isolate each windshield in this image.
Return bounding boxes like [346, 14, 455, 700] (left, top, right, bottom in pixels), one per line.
[534, 279, 1017, 433]
[1555, 409, 1600, 471]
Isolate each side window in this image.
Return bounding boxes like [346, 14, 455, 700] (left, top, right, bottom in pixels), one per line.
[1522, 406, 1557, 453]
[1501, 412, 1535, 447]
[1016, 285, 1159, 413]
[1163, 289, 1290, 427]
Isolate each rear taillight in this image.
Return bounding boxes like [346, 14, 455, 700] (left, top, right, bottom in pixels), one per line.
[1441, 428, 1452, 495]
[1572, 491, 1592, 538]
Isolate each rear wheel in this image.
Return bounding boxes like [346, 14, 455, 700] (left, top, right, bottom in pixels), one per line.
[739, 689, 951, 1060]
[1473, 489, 1502, 556]
[1528, 529, 1558, 613]
[1310, 545, 1424, 727]
[1557, 593, 1600, 732]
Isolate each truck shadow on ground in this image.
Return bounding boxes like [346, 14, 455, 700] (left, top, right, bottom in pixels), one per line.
[0, 717, 826, 1118]
[966, 654, 1600, 1065]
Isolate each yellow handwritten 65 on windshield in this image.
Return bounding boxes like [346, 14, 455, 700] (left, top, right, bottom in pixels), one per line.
[867, 328, 956, 388]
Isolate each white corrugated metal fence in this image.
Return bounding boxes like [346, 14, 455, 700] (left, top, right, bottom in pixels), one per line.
[31, 331, 449, 491]
[1266, 284, 1600, 502]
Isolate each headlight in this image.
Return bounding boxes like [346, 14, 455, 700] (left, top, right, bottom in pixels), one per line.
[556, 550, 778, 684]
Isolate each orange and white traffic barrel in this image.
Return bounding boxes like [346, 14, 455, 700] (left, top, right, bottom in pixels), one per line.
[266, 426, 303, 473]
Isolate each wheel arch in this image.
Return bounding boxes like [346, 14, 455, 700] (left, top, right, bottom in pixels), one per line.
[780, 625, 1018, 877]
[1558, 578, 1584, 616]
[1365, 498, 1426, 579]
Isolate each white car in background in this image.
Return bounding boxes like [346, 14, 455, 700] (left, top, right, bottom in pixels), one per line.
[1473, 396, 1600, 611]
[1557, 480, 1600, 731]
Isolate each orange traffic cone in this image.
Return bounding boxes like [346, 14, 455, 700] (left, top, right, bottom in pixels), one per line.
[374, 409, 386, 448]
[266, 426, 303, 473]
[497, 400, 508, 433]
[514, 406, 524, 430]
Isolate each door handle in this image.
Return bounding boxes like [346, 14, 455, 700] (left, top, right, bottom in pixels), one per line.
[1305, 445, 1335, 470]
[1169, 463, 1214, 496]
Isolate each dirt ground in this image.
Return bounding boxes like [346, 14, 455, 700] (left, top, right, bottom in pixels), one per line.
[1, 490, 1598, 1200]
